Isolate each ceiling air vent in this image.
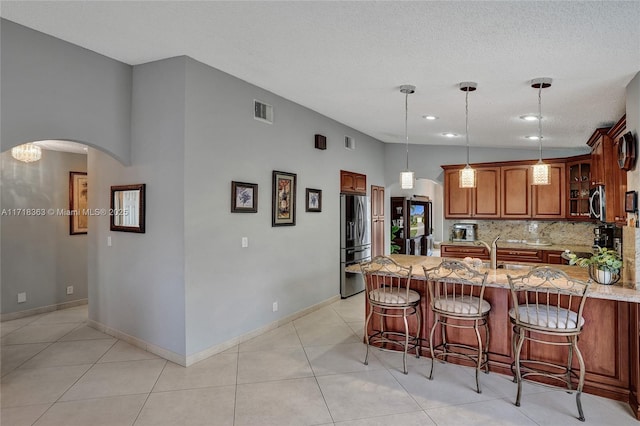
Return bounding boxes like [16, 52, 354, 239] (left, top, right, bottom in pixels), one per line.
[254, 100, 273, 124]
[344, 136, 355, 150]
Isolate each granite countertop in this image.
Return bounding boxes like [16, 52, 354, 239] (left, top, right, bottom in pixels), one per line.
[439, 240, 594, 254]
[348, 254, 640, 303]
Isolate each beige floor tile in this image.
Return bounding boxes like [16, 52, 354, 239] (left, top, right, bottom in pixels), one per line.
[516, 390, 640, 425]
[237, 346, 313, 384]
[221, 344, 238, 354]
[293, 305, 346, 327]
[1, 364, 92, 408]
[20, 339, 116, 369]
[59, 325, 113, 341]
[135, 386, 235, 426]
[334, 410, 435, 426]
[1, 313, 47, 328]
[295, 321, 360, 347]
[304, 342, 385, 376]
[34, 394, 147, 426]
[426, 397, 538, 425]
[239, 323, 302, 352]
[469, 367, 553, 398]
[1, 323, 78, 345]
[60, 359, 166, 401]
[1, 343, 49, 376]
[235, 377, 332, 426]
[347, 321, 365, 340]
[97, 340, 159, 363]
[153, 353, 237, 392]
[331, 298, 366, 323]
[0, 403, 51, 426]
[316, 369, 420, 422]
[1, 323, 22, 337]
[389, 361, 501, 410]
[369, 345, 429, 375]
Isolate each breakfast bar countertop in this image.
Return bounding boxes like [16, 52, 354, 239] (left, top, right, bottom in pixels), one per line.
[348, 254, 640, 303]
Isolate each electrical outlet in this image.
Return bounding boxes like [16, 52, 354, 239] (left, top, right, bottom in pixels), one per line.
[66, 286, 74, 295]
[241, 237, 248, 248]
[17, 292, 26, 303]
[272, 301, 278, 312]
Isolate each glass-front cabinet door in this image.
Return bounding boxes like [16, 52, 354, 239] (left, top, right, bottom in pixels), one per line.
[567, 159, 592, 220]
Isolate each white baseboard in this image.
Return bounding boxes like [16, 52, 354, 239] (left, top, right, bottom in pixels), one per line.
[1, 299, 88, 322]
[87, 294, 341, 368]
[87, 319, 187, 366]
[185, 294, 341, 366]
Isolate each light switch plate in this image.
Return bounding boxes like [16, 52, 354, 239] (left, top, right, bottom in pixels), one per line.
[242, 237, 248, 248]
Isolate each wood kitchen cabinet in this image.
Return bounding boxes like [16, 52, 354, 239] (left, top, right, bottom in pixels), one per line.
[340, 170, 366, 194]
[566, 155, 592, 220]
[443, 166, 499, 219]
[588, 128, 608, 187]
[608, 116, 628, 225]
[371, 185, 385, 257]
[501, 163, 565, 219]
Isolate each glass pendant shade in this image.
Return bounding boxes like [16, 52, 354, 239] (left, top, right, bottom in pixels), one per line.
[11, 143, 42, 163]
[532, 161, 551, 185]
[458, 82, 477, 188]
[530, 77, 552, 186]
[398, 85, 416, 190]
[400, 170, 415, 189]
[459, 165, 477, 188]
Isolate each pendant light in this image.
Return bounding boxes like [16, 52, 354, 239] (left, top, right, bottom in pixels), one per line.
[459, 82, 478, 188]
[399, 85, 416, 189]
[531, 77, 552, 185]
[11, 143, 42, 163]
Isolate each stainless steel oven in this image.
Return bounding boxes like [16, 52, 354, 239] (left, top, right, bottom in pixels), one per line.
[589, 185, 606, 222]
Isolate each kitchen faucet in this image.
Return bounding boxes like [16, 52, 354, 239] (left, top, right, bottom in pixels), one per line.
[475, 235, 501, 269]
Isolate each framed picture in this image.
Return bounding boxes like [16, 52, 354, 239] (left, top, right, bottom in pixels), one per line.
[625, 190, 637, 213]
[69, 172, 88, 235]
[231, 181, 258, 213]
[272, 170, 296, 226]
[110, 184, 146, 233]
[305, 188, 322, 212]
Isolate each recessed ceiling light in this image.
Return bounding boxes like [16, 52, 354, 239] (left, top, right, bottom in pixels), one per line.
[423, 115, 438, 120]
[520, 115, 540, 121]
[525, 135, 543, 140]
[442, 132, 458, 138]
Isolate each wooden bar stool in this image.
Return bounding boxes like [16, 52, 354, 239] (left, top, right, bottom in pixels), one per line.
[507, 266, 591, 422]
[360, 256, 421, 374]
[424, 260, 490, 393]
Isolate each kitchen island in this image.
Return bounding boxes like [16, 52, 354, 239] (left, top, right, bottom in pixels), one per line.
[353, 255, 640, 420]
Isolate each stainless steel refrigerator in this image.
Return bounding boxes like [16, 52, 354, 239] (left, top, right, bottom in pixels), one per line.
[340, 194, 371, 298]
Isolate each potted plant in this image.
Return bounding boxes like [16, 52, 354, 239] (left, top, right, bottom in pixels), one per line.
[567, 247, 622, 285]
[390, 225, 401, 254]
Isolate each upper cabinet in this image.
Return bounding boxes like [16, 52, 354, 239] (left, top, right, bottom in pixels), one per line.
[566, 155, 591, 220]
[587, 128, 609, 187]
[340, 170, 366, 195]
[443, 161, 564, 220]
[443, 167, 500, 218]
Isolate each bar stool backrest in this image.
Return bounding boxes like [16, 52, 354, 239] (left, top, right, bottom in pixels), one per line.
[507, 266, 591, 333]
[360, 256, 413, 306]
[424, 260, 489, 317]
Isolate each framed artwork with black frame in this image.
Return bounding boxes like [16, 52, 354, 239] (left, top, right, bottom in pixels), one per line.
[625, 190, 637, 213]
[305, 188, 322, 212]
[231, 181, 258, 213]
[272, 170, 296, 226]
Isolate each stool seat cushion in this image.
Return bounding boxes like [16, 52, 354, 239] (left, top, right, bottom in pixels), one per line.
[509, 306, 585, 329]
[434, 296, 491, 315]
[369, 288, 420, 305]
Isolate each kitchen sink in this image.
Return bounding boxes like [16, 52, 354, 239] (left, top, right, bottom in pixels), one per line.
[479, 262, 532, 271]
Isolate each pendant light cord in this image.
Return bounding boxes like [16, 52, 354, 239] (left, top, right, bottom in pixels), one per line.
[465, 89, 470, 166]
[405, 92, 409, 170]
[538, 84, 543, 162]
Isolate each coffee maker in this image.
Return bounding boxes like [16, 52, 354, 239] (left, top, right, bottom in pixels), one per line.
[593, 224, 621, 255]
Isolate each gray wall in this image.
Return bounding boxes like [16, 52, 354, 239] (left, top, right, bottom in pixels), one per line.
[1, 150, 88, 314]
[183, 57, 385, 355]
[0, 19, 132, 164]
[88, 57, 187, 356]
[384, 144, 590, 185]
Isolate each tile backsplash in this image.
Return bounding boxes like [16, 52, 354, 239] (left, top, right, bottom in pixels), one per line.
[445, 219, 594, 246]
